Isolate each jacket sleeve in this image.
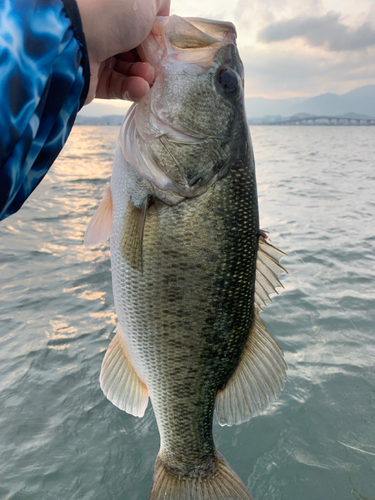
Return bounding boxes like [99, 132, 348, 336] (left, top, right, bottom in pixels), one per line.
[0, 0, 90, 220]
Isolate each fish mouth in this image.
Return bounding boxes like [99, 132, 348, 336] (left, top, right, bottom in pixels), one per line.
[118, 16, 238, 204]
[140, 15, 236, 69]
[136, 15, 238, 143]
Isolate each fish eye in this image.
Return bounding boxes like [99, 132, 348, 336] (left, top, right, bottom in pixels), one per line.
[216, 68, 239, 93]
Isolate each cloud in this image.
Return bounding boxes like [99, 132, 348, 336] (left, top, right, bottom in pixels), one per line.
[242, 44, 375, 97]
[258, 12, 375, 51]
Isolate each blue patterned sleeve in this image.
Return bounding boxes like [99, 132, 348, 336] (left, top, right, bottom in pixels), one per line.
[0, 0, 90, 220]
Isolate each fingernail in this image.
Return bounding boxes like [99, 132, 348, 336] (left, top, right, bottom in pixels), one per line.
[122, 80, 150, 102]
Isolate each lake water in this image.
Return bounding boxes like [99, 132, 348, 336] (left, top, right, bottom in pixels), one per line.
[1, 125, 374, 500]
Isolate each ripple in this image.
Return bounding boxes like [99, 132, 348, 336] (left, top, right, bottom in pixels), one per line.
[1, 125, 375, 499]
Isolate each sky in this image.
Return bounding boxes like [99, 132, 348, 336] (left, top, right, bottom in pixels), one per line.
[81, 0, 375, 116]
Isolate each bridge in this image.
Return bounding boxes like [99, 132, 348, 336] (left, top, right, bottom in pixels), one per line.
[272, 116, 375, 126]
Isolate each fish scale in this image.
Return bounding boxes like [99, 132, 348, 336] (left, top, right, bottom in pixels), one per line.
[110, 145, 258, 474]
[85, 15, 287, 500]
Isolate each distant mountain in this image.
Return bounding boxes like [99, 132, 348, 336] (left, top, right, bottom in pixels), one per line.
[290, 112, 316, 118]
[245, 96, 305, 118]
[75, 114, 123, 126]
[77, 85, 375, 123]
[245, 85, 375, 118]
[289, 92, 344, 116]
[339, 112, 373, 119]
[340, 85, 375, 116]
[78, 99, 131, 118]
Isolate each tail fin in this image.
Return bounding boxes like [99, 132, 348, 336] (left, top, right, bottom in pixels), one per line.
[149, 452, 253, 500]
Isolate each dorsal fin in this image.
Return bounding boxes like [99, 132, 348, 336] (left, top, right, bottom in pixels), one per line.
[255, 234, 287, 310]
[215, 234, 288, 426]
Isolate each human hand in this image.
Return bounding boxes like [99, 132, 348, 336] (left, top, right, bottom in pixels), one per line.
[76, 0, 170, 104]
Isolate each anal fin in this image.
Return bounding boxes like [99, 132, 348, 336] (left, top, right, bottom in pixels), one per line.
[100, 326, 149, 417]
[215, 312, 287, 426]
[215, 234, 288, 427]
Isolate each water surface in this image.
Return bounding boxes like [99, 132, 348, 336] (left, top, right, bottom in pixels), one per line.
[1, 125, 374, 500]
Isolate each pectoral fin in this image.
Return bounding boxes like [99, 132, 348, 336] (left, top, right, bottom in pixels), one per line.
[120, 196, 150, 271]
[215, 234, 288, 426]
[100, 326, 149, 417]
[84, 185, 113, 248]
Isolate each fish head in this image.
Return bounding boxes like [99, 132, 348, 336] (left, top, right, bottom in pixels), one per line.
[119, 16, 248, 203]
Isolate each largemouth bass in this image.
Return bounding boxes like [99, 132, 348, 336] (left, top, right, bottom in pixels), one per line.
[85, 15, 287, 500]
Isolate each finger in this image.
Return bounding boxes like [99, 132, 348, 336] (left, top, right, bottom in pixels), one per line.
[158, 0, 170, 16]
[121, 76, 150, 101]
[158, 7, 170, 16]
[95, 67, 150, 101]
[114, 61, 154, 83]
